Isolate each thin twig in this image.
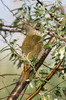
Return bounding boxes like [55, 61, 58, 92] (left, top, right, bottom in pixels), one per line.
[0, 0, 17, 18]
[47, 32, 66, 42]
[0, 27, 21, 33]
[11, 7, 22, 11]
[0, 82, 16, 91]
[7, 38, 53, 100]
[26, 60, 62, 100]
[0, 23, 21, 29]
[36, 0, 59, 22]
[1, 0, 66, 43]
[0, 92, 32, 100]
[1, 0, 66, 42]
[0, 53, 11, 62]
[43, 63, 52, 70]
[0, 34, 22, 58]
[0, 95, 9, 100]
[20, 84, 29, 100]
[0, 74, 20, 77]
[44, 80, 66, 95]
[43, 63, 66, 71]
[44, 79, 66, 96]
[2, 80, 10, 94]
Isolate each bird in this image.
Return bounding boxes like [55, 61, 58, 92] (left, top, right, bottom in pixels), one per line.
[7, 23, 43, 100]
[22, 24, 43, 60]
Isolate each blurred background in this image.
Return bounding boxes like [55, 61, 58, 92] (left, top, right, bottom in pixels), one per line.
[0, 0, 66, 100]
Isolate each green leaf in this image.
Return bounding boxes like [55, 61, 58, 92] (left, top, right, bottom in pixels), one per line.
[0, 46, 9, 53]
[10, 47, 14, 53]
[17, 60, 23, 68]
[40, 34, 47, 41]
[29, 73, 35, 81]
[53, 89, 61, 97]
[0, 19, 4, 27]
[30, 57, 38, 67]
[9, 53, 15, 61]
[39, 70, 48, 75]
[62, 87, 66, 96]
[44, 42, 51, 49]
[36, 80, 43, 88]
[10, 39, 17, 46]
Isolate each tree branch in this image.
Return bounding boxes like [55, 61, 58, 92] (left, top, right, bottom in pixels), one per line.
[0, 26, 66, 42]
[0, 0, 17, 18]
[7, 38, 53, 100]
[47, 32, 66, 42]
[0, 24, 21, 29]
[26, 60, 62, 100]
[0, 74, 20, 77]
[0, 27, 21, 33]
[43, 63, 66, 71]
[0, 82, 16, 91]
[44, 79, 66, 96]
[36, 0, 61, 22]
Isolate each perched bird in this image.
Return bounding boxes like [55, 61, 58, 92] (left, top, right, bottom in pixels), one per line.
[7, 23, 43, 100]
[22, 25, 43, 60]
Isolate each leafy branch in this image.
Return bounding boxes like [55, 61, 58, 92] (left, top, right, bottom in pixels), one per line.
[0, 0, 66, 100]
[26, 60, 62, 100]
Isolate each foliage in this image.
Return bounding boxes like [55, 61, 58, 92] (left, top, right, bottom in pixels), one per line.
[0, 0, 66, 100]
